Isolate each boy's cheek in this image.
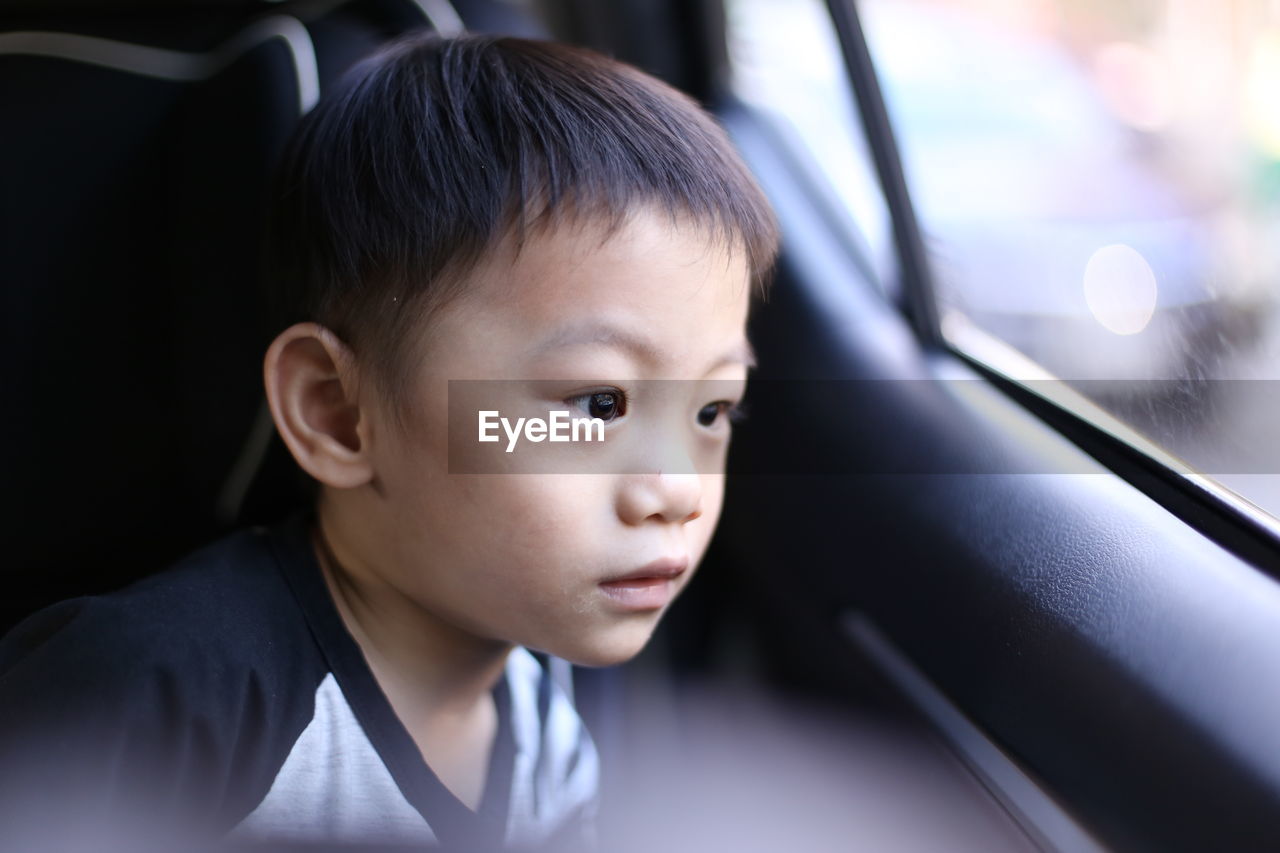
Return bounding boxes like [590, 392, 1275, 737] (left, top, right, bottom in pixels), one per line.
[674, 475, 727, 571]
[474, 477, 604, 537]
[389, 474, 608, 553]
[692, 490, 726, 557]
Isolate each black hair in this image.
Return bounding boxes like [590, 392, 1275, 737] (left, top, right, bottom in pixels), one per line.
[266, 32, 779, 394]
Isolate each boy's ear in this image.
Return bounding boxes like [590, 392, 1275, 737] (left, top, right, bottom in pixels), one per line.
[264, 323, 373, 489]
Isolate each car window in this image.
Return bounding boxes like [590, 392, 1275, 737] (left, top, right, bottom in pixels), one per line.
[863, 0, 1280, 518]
[733, 0, 1280, 522]
[725, 0, 899, 302]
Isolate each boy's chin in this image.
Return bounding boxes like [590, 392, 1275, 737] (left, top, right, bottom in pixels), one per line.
[543, 621, 660, 669]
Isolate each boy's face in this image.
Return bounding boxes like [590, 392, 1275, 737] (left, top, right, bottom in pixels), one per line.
[349, 209, 753, 667]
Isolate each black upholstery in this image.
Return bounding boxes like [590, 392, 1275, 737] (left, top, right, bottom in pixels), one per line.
[1, 0, 545, 633]
[3, 17, 297, 629]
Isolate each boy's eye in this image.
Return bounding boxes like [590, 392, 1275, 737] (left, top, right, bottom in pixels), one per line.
[568, 390, 627, 422]
[697, 401, 744, 428]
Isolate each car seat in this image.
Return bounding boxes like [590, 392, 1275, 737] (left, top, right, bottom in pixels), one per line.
[0, 0, 541, 634]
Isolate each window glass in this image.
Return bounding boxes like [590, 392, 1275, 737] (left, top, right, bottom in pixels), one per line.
[726, 0, 899, 300]
[859, 0, 1280, 517]
[737, 0, 1280, 519]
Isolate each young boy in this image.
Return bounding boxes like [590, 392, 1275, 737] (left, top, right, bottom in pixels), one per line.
[0, 31, 777, 850]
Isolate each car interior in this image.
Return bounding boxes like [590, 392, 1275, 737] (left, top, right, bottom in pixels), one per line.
[5, 0, 1280, 850]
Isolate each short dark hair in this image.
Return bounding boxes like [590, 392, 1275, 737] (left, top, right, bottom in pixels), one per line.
[266, 32, 779, 394]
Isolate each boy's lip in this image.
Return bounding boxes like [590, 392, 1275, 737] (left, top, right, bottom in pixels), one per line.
[600, 556, 689, 585]
[598, 557, 688, 611]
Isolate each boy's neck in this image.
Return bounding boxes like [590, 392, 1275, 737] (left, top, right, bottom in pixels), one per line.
[311, 504, 512, 810]
[310, 504, 513, 718]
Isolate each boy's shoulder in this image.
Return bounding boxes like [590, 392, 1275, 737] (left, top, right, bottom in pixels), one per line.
[0, 518, 329, 839]
[0, 517, 603, 847]
[0, 517, 318, 688]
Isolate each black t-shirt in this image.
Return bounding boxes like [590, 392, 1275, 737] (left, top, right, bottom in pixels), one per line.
[0, 515, 598, 851]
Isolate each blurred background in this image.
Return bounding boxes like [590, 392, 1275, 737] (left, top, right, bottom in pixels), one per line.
[730, 0, 1280, 518]
[8, 1, 1280, 848]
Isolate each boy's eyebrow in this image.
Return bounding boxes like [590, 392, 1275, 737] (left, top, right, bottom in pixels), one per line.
[532, 321, 757, 369]
[533, 322, 660, 361]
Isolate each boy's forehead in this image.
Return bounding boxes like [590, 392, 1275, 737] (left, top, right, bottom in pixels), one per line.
[529, 319, 757, 367]
[472, 209, 749, 311]
[417, 208, 752, 373]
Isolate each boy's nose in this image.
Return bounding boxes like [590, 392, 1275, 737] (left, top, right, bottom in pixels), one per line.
[617, 472, 704, 526]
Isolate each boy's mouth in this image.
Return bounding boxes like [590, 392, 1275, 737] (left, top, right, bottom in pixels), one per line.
[598, 557, 688, 610]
